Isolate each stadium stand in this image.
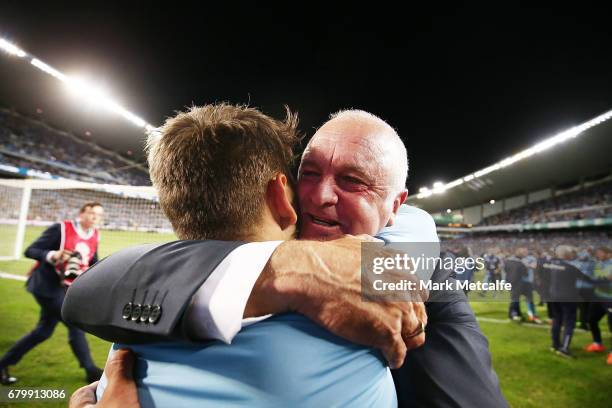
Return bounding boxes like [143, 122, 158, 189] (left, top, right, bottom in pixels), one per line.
[0, 183, 172, 233]
[0, 108, 150, 185]
[481, 179, 612, 225]
[445, 230, 611, 258]
[436, 178, 611, 272]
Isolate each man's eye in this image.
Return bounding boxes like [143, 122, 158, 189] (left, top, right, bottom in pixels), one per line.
[343, 176, 365, 185]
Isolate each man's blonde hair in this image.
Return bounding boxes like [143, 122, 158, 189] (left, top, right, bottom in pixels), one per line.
[147, 103, 300, 240]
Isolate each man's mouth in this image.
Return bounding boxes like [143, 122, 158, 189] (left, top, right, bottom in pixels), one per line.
[308, 214, 341, 228]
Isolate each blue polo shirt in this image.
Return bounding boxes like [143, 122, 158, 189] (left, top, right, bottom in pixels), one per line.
[101, 314, 396, 407]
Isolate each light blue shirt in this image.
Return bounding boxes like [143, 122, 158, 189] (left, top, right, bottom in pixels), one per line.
[104, 314, 396, 407]
[378, 205, 439, 243]
[521, 255, 537, 283]
[569, 258, 596, 289]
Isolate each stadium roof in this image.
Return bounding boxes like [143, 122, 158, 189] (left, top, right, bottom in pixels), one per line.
[407, 114, 612, 213]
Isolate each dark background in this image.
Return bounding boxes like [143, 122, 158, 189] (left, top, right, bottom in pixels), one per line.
[1, 2, 611, 191]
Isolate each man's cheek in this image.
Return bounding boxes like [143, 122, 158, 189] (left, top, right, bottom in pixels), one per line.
[357, 202, 385, 234]
[297, 177, 318, 194]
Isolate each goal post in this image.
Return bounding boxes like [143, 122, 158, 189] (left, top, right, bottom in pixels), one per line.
[0, 178, 176, 261]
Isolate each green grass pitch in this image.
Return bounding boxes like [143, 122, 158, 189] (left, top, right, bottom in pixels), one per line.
[0, 227, 610, 407]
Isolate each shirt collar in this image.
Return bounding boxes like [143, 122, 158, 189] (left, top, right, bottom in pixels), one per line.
[74, 220, 92, 236]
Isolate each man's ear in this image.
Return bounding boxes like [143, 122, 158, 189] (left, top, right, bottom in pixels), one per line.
[266, 173, 298, 230]
[386, 189, 408, 227]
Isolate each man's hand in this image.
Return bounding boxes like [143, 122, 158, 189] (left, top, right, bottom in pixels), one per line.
[69, 349, 140, 408]
[244, 235, 428, 369]
[51, 249, 74, 264]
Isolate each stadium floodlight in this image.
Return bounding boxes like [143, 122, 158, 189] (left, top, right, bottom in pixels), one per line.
[62, 76, 150, 129]
[432, 181, 446, 194]
[445, 178, 464, 189]
[120, 110, 147, 128]
[30, 58, 67, 81]
[413, 107, 612, 200]
[65, 76, 109, 100]
[446, 208, 452, 214]
[417, 187, 432, 199]
[489, 199, 495, 205]
[1, 37, 155, 132]
[473, 163, 501, 178]
[0, 38, 26, 57]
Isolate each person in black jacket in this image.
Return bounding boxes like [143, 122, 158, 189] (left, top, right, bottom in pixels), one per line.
[504, 248, 528, 321]
[546, 245, 595, 358]
[0, 202, 105, 385]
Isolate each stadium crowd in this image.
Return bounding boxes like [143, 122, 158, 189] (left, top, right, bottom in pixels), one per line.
[442, 230, 612, 364]
[481, 179, 612, 225]
[0, 108, 150, 185]
[0, 186, 172, 232]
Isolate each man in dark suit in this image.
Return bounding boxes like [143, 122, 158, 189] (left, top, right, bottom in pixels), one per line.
[503, 248, 528, 321]
[0, 202, 105, 385]
[65, 109, 507, 407]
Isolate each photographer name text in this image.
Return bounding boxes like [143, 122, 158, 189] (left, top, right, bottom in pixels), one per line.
[372, 279, 512, 292]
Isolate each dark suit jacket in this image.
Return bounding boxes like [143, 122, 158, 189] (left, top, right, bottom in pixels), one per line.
[63, 240, 508, 408]
[25, 223, 98, 299]
[62, 240, 243, 344]
[503, 256, 526, 287]
[392, 267, 507, 407]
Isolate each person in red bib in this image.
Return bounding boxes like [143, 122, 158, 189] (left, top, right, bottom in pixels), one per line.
[0, 202, 105, 385]
[56, 214, 101, 287]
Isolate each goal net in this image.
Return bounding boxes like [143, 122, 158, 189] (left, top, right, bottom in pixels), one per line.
[0, 178, 175, 261]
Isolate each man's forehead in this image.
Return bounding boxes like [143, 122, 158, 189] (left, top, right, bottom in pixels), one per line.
[305, 123, 387, 158]
[303, 123, 393, 171]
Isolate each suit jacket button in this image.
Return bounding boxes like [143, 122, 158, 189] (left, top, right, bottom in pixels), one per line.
[149, 305, 162, 324]
[122, 303, 132, 320]
[139, 304, 151, 323]
[131, 304, 142, 321]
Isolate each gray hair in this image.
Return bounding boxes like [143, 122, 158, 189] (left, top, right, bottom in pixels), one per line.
[555, 245, 576, 260]
[327, 109, 408, 192]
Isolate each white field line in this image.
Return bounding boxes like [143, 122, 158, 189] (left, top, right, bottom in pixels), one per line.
[0, 271, 27, 282]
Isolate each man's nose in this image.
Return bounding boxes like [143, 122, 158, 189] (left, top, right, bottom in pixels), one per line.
[311, 179, 338, 207]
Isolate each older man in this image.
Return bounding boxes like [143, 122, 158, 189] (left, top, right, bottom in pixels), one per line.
[297, 110, 409, 240]
[196, 110, 505, 406]
[65, 109, 507, 407]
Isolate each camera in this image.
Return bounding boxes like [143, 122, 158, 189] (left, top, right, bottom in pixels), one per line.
[63, 251, 83, 283]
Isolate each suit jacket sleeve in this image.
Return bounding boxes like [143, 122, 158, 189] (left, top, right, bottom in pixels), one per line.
[381, 212, 507, 407]
[24, 223, 61, 263]
[62, 240, 244, 344]
[392, 269, 508, 407]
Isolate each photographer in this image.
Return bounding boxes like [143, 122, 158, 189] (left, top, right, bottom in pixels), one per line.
[0, 202, 104, 385]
